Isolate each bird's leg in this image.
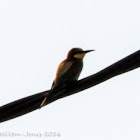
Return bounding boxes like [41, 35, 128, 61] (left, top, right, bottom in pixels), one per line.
[52, 89, 66, 98]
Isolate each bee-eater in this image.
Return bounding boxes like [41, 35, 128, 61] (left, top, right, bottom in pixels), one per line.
[40, 48, 94, 107]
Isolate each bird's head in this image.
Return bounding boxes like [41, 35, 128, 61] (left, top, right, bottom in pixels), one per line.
[67, 48, 94, 60]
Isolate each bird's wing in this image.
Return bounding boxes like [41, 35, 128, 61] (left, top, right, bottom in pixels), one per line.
[53, 60, 73, 83]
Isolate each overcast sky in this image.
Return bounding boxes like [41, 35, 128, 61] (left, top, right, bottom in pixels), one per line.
[0, 0, 140, 140]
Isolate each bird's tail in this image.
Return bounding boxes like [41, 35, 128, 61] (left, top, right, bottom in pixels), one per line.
[40, 97, 47, 108]
[40, 90, 53, 108]
[40, 88, 66, 108]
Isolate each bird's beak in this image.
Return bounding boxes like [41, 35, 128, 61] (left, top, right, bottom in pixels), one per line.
[83, 50, 95, 54]
[74, 49, 95, 59]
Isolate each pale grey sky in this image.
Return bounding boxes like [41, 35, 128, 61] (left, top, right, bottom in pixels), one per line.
[0, 0, 140, 140]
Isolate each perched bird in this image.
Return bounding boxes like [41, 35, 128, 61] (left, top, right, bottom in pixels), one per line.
[40, 48, 94, 107]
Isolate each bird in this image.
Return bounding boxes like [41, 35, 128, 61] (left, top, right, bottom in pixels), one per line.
[40, 48, 94, 108]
